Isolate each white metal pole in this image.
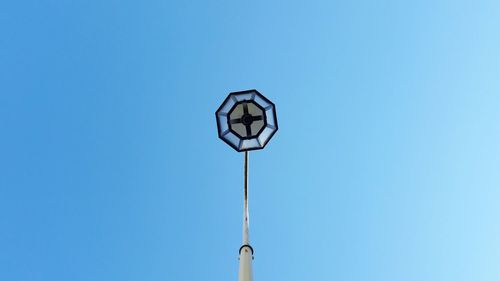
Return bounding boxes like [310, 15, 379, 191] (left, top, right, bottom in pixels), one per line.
[238, 151, 253, 281]
[243, 151, 249, 244]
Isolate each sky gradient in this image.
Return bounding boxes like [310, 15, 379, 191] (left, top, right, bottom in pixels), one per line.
[1, 0, 499, 280]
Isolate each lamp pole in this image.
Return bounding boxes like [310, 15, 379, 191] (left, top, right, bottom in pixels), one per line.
[238, 151, 253, 281]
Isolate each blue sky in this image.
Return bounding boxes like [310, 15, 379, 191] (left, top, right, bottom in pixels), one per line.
[1, 0, 499, 280]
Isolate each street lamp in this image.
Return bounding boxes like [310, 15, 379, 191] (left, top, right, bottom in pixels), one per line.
[215, 89, 278, 281]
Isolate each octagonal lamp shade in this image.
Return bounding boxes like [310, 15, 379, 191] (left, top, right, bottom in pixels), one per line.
[216, 89, 278, 152]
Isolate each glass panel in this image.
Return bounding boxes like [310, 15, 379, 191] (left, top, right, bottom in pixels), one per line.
[247, 102, 264, 116]
[240, 138, 260, 150]
[233, 93, 255, 102]
[217, 115, 229, 133]
[253, 94, 271, 108]
[251, 120, 264, 135]
[229, 103, 244, 120]
[219, 98, 236, 114]
[258, 127, 274, 146]
[265, 107, 276, 127]
[231, 123, 247, 138]
[223, 131, 240, 148]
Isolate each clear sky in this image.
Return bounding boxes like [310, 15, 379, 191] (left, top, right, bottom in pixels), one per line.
[1, 0, 500, 280]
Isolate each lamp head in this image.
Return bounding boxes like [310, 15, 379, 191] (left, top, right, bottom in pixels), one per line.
[216, 89, 278, 152]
